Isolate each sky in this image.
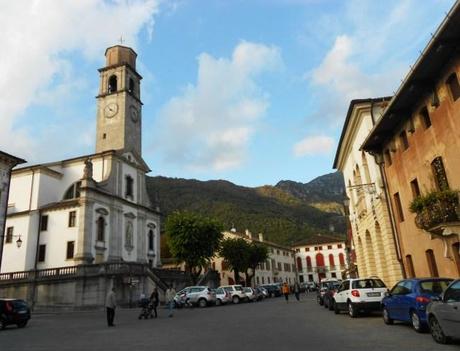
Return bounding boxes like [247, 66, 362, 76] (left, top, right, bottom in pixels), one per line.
[0, 0, 456, 187]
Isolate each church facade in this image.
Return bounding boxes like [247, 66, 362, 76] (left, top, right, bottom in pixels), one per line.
[1, 46, 161, 273]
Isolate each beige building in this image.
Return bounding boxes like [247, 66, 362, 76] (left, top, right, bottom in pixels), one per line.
[334, 99, 404, 287]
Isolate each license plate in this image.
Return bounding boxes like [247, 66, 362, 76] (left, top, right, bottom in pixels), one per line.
[367, 292, 380, 297]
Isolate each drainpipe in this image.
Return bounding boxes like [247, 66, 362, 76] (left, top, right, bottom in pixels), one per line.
[370, 100, 406, 279]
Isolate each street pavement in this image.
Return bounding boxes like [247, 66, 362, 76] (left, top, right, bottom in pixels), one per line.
[1, 294, 458, 351]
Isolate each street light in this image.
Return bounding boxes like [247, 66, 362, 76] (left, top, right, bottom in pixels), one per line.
[16, 236, 22, 248]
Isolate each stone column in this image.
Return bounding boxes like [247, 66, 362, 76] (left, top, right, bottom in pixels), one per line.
[136, 212, 147, 263]
[74, 196, 95, 264]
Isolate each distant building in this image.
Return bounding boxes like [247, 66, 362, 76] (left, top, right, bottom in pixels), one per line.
[0, 151, 26, 269]
[333, 98, 404, 287]
[362, 2, 460, 278]
[293, 234, 348, 283]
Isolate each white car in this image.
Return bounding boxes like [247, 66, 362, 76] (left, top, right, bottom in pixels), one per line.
[214, 287, 232, 306]
[333, 278, 387, 317]
[243, 287, 258, 302]
[427, 279, 460, 344]
[219, 285, 247, 304]
[174, 286, 216, 308]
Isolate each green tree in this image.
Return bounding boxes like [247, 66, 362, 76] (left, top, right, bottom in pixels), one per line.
[219, 238, 250, 285]
[166, 211, 223, 284]
[244, 243, 269, 286]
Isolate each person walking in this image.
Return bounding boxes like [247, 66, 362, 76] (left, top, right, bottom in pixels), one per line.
[105, 287, 117, 327]
[282, 282, 290, 303]
[293, 281, 301, 301]
[150, 287, 159, 318]
[165, 285, 176, 317]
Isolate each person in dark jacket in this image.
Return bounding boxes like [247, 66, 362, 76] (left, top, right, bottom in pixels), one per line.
[293, 281, 301, 301]
[150, 288, 159, 318]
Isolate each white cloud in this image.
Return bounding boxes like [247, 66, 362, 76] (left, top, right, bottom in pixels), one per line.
[0, 0, 159, 161]
[293, 135, 334, 157]
[153, 41, 282, 171]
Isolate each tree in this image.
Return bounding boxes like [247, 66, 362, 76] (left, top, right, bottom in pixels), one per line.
[166, 211, 223, 284]
[219, 238, 250, 285]
[244, 243, 269, 286]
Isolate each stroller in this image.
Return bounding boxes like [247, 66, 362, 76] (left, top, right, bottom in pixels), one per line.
[138, 297, 154, 319]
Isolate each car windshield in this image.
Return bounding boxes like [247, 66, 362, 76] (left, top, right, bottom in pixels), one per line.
[12, 300, 28, 309]
[235, 286, 243, 291]
[243, 287, 251, 292]
[420, 280, 452, 294]
[352, 279, 386, 289]
[223, 287, 233, 292]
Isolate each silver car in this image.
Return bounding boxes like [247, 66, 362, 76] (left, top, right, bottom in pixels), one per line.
[176, 286, 217, 308]
[427, 279, 460, 344]
[219, 285, 247, 304]
[214, 287, 231, 306]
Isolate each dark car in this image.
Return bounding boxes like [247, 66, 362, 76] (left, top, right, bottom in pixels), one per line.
[0, 298, 31, 329]
[260, 284, 281, 297]
[317, 279, 340, 306]
[323, 282, 342, 310]
[382, 278, 453, 332]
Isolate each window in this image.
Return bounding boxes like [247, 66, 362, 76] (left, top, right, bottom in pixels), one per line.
[277, 262, 282, 271]
[97, 217, 105, 242]
[384, 149, 392, 166]
[305, 247, 309, 252]
[221, 261, 229, 271]
[40, 215, 48, 231]
[410, 179, 421, 199]
[405, 255, 416, 278]
[129, 78, 135, 95]
[431, 157, 449, 191]
[319, 246, 323, 250]
[420, 107, 431, 129]
[314, 246, 318, 251]
[68, 211, 76, 227]
[444, 281, 460, 303]
[306, 256, 312, 268]
[63, 181, 81, 200]
[339, 253, 345, 266]
[446, 72, 460, 101]
[148, 230, 154, 251]
[327, 245, 332, 250]
[393, 192, 405, 222]
[66, 241, 75, 259]
[5, 227, 13, 243]
[296, 257, 302, 270]
[331, 272, 337, 278]
[108, 75, 117, 93]
[266, 260, 270, 270]
[337, 244, 342, 249]
[38, 244, 46, 262]
[329, 254, 335, 267]
[400, 130, 409, 151]
[426, 249, 439, 277]
[125, 175, 134, 198]
[316, 253, 325, 267]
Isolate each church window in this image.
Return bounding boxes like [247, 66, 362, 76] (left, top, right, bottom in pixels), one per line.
[446, 72, 460, 101]
[97, 217, 105, 242]
[129, 78, 135, 95]
[68, 211, 76, 227]
[40, 215, 48, 231]
[108, 75, 117, 93]
[38, 244, 46, 262]
[148, 230, 154, 251]
[64, 181, 81, 200]
[5, 227, 13, 243]
[66, 241, 75, 259]
[125, 175, 134, 199]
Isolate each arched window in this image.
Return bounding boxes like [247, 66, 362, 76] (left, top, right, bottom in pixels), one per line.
[148, 229, 154, 251]
[306, 256, 312, 268]
[339, 253, 345, 266]
[316, 253, 325, 267]
[129, 78, 135, 95]
[405, 255, 416, 278]
[329, 254, 335, 267]
[108, 75, 117, 93]
[425, 249, 439, 277]
[125, 175, 134, 198]
[296, 257, 302, 270]
[431, 157, 449, 191]
[97, 217, 105, 241]
[63, 181, 82, 200]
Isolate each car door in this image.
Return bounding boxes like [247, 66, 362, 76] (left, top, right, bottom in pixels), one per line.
[398, 280, 414, 322]
[335, 280, 349, 309]
[437, 281, 460, 337]
[387, 281, 409, 320]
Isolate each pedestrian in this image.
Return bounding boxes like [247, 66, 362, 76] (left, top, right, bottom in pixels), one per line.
[165, 285, 176, 317]
[293, 281, 301, 301]
[105, 287, 117, 327]
[282, 282, 290, 303]
[150, 287, 159, 318]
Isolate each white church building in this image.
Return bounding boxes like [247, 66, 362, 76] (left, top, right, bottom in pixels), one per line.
[1, 45, 161, 274]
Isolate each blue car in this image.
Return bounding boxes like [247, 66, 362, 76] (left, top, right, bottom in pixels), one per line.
[382, 278, 453, 332]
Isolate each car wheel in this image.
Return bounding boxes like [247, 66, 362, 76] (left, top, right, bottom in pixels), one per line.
[410, 310, 424, 333]
[429, 316, 450, 344]
[348, 302, 358, 318]
[232, 296, 240, 304]
[198, 298, 207, 308]
[216, 299, 222, 306]
[334, 300, 340, 314]
[17, 321, 27, 328]
[383, 307, 393, 325]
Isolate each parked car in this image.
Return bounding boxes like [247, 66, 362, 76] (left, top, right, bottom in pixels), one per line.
[260, 284, 282, 297]
[219, 285, 247, 304]
[253, 287, 266, 301]
[0, 298, 31, 329]
[243, 287, 263, 302]
[382, 278, 453, 332]
[317, 279, 340, 306]
[256, 286, 269, 298]
[333, 278, 387, 317]
[174, 286, 216, 308]
[323, 281, 342, 310]
[427, 279, 460, 344]
[214, 287, 231, 306]
[302, 282, 317, 292]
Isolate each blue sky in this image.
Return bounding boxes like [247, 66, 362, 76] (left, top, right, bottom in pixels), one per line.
[0, 0, 455, 187]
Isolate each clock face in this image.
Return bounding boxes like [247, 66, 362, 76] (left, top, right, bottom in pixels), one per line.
[104, 103, 119, 118]
[130, 106, 139, 123]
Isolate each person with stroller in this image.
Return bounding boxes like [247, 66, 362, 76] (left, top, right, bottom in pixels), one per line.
[150, 288, 159, 318]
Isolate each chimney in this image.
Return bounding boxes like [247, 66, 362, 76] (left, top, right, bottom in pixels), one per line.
[258, 233, 264, 242]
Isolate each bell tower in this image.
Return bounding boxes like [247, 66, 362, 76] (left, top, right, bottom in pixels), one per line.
[95, 45, 143, 156]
